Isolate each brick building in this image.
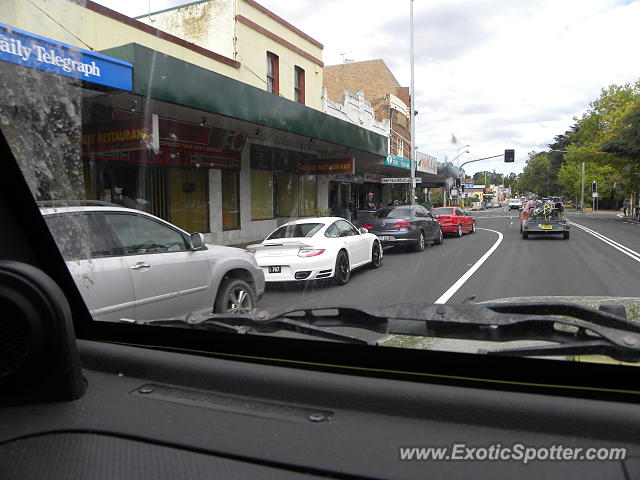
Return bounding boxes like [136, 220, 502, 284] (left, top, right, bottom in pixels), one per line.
[324, 59, 413, 204]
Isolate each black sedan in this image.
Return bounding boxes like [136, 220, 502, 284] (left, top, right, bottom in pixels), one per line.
[361, 205, 443, 252]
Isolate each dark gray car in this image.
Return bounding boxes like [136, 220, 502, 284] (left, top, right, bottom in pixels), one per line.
[361, 205, 443, 252]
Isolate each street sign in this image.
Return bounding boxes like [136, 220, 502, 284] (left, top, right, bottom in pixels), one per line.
[381, 177, 422, 184]
[592, 192, 598, 198]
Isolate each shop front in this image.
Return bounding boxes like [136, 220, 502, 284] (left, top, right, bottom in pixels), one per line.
[81, 105, 246, 233]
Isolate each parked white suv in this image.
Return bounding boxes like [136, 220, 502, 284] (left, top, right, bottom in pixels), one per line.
[40, 202, 265, 322]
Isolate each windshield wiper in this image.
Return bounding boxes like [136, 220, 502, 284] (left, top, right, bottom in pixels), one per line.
[123, 302, 640, 362]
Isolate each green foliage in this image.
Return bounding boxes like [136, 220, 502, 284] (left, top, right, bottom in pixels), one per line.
[428, 189, 444, 205]
[516, 152, 557, 196]
[547, 80, 640, 200]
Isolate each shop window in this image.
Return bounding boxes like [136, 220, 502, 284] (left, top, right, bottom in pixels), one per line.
[267, 52, 279, 95]
[294, 66, 305, 104]
[251, 169, 274, 220]
[168, 167, 209, 233]
[222, 170, 240, 231]
[299, 174, 317, 216]
[276, 171, 298, 218]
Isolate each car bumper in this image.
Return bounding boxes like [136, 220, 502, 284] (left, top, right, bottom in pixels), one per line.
[439, 223, 460, 233]
[369, 229, 419, 246]
[257, 254, 336, 283]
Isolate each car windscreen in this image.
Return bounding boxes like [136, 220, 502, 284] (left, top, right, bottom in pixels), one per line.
[433, 208, 455, 216]
[266, 223, 324, 239]
[374, 208, 412, 218]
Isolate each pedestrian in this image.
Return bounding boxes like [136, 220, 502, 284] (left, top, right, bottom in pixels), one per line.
[366, 192, 377, 211]
[623, 199, 630, 217]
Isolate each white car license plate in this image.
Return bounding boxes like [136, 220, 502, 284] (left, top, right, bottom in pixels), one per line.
[379, 236, 391, 240]
[268, 266, 281, 273]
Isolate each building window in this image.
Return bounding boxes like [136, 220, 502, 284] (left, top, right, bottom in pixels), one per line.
[251, 169, 274, 220]
[396, 137, 404, 157]
[221, 170, 240, 230]
[298, 174, 317, 216]
[266, 52, 279, 95]
[275, 172, 298, 218]
[294, 66, 305, 104]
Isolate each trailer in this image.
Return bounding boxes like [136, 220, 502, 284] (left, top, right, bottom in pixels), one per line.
[520, 200, 570, 239]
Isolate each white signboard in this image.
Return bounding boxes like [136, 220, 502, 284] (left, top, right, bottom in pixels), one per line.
[592, 192, 599, 198]
[415, 152, 438, 175]
[382, 177, 422, 184]
[364, 172, 383, 183]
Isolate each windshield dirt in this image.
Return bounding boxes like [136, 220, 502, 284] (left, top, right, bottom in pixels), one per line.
[2, 0, 639, 365]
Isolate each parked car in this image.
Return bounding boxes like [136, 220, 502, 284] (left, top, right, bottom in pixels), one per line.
[41, 203, 265, 321]
[471, 202, 483, 211]
[362, 205, 443, 251]
[248, 217, 382, 285]
[431, 207, 476, 237]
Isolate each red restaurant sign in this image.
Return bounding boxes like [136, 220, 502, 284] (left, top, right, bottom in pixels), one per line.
[297, 157, 355, 175]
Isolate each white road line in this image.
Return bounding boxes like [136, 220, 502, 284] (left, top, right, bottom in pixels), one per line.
[434, 228, 503, 304]
[571, 222, 640, 264]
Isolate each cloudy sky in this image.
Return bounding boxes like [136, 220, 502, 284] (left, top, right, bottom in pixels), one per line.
[96, 0, 639, 176]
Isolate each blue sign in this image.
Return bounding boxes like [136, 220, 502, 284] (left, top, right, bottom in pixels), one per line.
[464, 184, 474, 188]
[384, 154, 412, 170]
[0, 23, 132, 91]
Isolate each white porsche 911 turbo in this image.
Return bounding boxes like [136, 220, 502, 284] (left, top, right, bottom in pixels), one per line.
[247, 217, 383, 285]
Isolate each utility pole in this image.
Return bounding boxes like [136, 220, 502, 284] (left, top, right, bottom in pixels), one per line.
[409, 0, 416, 205]
[580, 161, 585, 211]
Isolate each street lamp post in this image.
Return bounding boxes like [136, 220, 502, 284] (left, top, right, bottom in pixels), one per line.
[409, 0, 416, 204]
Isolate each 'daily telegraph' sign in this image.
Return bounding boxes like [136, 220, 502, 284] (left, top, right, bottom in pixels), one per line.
[0, 23, 132, 91]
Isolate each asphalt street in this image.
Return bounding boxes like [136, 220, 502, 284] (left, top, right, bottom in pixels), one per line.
[256, 208, 640, 311]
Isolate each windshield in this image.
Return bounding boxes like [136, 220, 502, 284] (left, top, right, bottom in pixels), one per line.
[2, 0, 640, 366]
[432, 208, 455, 216]
[267, 223, 323, 239]
[374, 207, 412, 218]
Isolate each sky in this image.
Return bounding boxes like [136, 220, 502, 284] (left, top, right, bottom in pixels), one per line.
[95, 0, 640, 176]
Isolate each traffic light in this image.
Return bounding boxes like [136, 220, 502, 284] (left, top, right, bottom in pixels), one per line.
[504, 149, 515, 162]
[455, 177, 461, 188]
[591, 181, 597, 193]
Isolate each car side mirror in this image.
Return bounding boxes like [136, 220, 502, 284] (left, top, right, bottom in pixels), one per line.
[190, 232, 206, 250]
[359, 227, 368, 234]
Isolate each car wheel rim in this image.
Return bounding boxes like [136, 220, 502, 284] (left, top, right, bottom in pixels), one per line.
[373, 244, 381, 265]
[419, 234, 425, 249]
[339, 255, 349, 281]
[457, 225, 462, 236]
[226, 287, 252, 314]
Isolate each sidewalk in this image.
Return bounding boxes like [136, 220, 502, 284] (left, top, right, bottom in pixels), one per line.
[567, 209, 640, 224]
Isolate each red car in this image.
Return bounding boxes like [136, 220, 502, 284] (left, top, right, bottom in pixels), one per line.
[431, 207, 476, 237]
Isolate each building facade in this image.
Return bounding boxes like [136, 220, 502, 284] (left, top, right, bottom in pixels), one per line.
[324, 59, 415, 206]
[3, 0, 414, 246]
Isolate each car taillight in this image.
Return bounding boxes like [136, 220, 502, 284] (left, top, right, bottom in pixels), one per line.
[362, 224, 373, 229]
[298, 248, 325, 258]
[394, 220, 411, 227]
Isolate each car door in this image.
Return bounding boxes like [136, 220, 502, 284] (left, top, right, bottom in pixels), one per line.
[102, 212, 212, 321]
[336, 220, 369, 266]
[456, 208, 470, 230]
[44, 212, 136, 322]
[416, 206, 436, 238]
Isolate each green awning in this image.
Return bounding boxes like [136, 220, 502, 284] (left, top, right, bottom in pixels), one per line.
[100, 43, 387, 156]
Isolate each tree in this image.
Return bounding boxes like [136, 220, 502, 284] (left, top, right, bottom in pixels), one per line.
[517, 152, 558, 196]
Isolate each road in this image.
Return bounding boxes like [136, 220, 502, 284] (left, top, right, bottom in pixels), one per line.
[254, 208, 640, 344]
[256, 208, 640, 309]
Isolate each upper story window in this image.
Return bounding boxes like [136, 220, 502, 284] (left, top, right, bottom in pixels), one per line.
[267, 52, 279, 95]
[396, 137, 404, 157]
[294, 66, 305, 104]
